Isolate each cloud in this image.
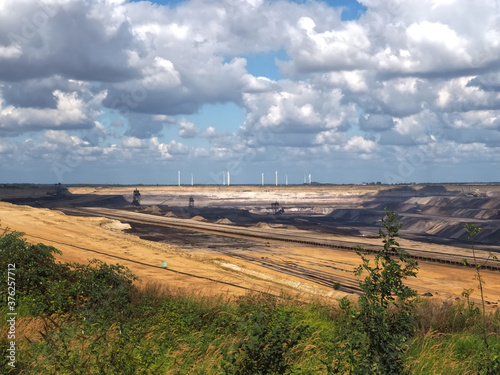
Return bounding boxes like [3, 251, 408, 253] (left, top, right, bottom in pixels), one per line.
[203, 126, 218, 138]
[314, 130, 347, 146]
[125, 113, 166, 139]
[0, 139, 18, 154]
[241, 79, 349, 136]
[467, 73, 500, 92]
[101, 56, 247, 116]
[148, 138, 188, 159]
[121, 136, 148, 149]
[152, 114, 176, 123]
[0, 86, 104, 135]
[178, 118, 200, 138]
[362, 0, 500, 77]
[345, 135, 377, 154]
[0, 0, 139, 82]
[1, 76, 67, 109]
[359, 114, 395, 131]
[2, 0, 500, 183]
[278, 17, 371, 75]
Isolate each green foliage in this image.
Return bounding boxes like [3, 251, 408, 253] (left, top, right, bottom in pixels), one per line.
[357, 210, 419, 310]
[25, 317, 165, 374]
[0, 228, 137, 319]
[461, 288, 480, 318]
[465, 224, 486, 321]
[2, 275, 499, 374]
[62, 260, 138, 320]
[330, 209, 419, 374]
[3, 219, 500, 374]
[481, 339, 500, 375]
[0, 229, 64, 306]
[222, 297, 309, 374]
[414, 297, 490, 336]
[464, 223, 500, 374]
[406, 331, 500, 375]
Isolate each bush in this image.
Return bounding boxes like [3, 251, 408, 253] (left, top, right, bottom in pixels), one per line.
[0, 228, 136, 318]
[65, 260, 137, 319]
[25, 318, 164, 374]
[329, 210, 419, 374]
[222, 296, 309, 374]
[0, 229, 66, 315]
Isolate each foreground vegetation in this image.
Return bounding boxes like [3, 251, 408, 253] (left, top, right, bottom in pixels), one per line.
[1, 215, 499, 374]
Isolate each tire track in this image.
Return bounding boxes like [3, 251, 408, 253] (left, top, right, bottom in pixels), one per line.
[63, 207, 500, 271]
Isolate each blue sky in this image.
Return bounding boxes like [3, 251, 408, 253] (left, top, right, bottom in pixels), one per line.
[0, 0, 500, 185]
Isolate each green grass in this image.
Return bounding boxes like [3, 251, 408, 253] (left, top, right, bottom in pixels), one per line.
[406, 332, 500, 374]
[2, 284, 499, 374]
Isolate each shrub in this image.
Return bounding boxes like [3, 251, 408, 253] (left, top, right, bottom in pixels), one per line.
[0, 229, 67, 315]
[60, 260, 137, 320]
[0, 228, 136, 319]
[329, 210, 419, 374]
[26, 318, 164, 374]
[463, 223, 500, 374]
[222, 297, 308, 374]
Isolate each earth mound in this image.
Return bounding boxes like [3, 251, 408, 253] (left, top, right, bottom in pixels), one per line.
[254, 222, 272, 229]
[215, 218, 233, 224]
[100, 219, 131, 231]
[143, 205, 162, 214]
[191, 215, 206, 221]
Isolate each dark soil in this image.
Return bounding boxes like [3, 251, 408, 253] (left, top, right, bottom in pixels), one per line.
[125, 222, 262, 250]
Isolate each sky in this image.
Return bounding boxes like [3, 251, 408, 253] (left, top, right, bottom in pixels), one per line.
[1, 0, 500, 185]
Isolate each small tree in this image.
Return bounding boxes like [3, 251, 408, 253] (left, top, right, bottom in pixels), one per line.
[332, 210, 419, 374]
[464, 224, 488, 345]
[463, 223, 499, 374]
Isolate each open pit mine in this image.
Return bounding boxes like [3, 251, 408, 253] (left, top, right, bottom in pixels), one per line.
[1, 183, 500, 307]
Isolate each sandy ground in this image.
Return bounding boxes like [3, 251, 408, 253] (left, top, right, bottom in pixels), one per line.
[1, 201, 499, 309]
[0, 202, 346, 300]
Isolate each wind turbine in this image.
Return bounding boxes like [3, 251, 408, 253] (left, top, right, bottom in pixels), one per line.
[178, 171, 180, 186]
[275, 171, 278, 186]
